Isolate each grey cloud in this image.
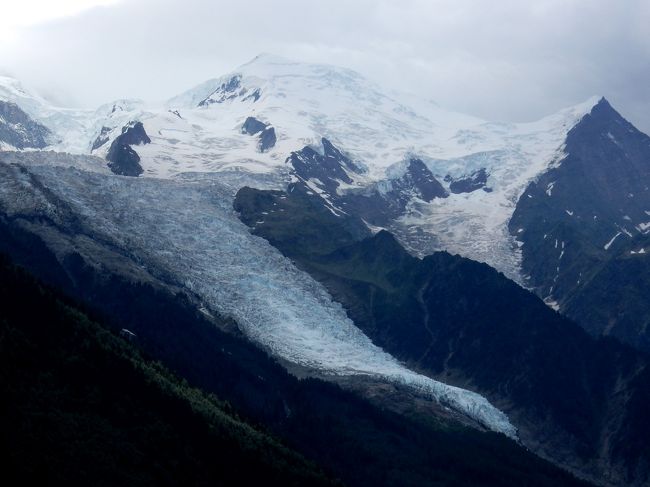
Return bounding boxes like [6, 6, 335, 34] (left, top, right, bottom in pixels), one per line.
[2, 0, 649, 132]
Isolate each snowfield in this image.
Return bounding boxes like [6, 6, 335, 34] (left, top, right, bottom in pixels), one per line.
[0, 55, 600, 282]
[0, 155, 516, 438]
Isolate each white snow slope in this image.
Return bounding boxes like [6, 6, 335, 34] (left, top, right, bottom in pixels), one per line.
[0, 153, 516, 437]
[0, 55, 599, 280]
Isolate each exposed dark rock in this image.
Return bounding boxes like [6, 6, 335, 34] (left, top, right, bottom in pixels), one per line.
[288, 138, 359, 194]
[449, 168, 489, 193]
[342, 158, 448, 226]
[235, 185, 371, 257]
[241, 117, 277, 152]
[390, 158, 448, 203]
[118, 121, 151, 146]
[106, 144, 143, 176]
[221, 75, 241, 93]
[286, 141, 447, 227]
[562, 232, 650, 353]
[198, 75, 250, 107]
[242, 116, 267, 135]
[259, 127, 276, 152]
[509, 97, 650, 352]
[322, 138, 364, 174]
[0, 101, 50, 149]
[91, 126, 111, 151]
[242, 88, 261, 102]
[106, 121, 150, 177]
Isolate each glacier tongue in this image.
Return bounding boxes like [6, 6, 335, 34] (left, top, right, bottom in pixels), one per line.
[0, 158, 516, 438]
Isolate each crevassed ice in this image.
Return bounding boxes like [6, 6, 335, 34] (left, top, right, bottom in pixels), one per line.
[0, 161, 517, 438]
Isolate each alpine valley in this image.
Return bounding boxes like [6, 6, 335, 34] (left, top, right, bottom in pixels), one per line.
[1, 54, 649, 486]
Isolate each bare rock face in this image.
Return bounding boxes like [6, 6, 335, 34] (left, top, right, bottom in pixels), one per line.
[286, 139, 448, 227]
[258, 127, 276, 152]
[342, 157, 448, 226]
[106, 121, 150, 177]
[91, 126, 112, 151]
[510, 98, 650, 353]
[0, 101, 51, 149]
[391, 158, 448, 203]
[241, 116, 276, 152]
[198, 75, 262, 106]
[448, 168, 490, 194]
[241, 116, 267, 135]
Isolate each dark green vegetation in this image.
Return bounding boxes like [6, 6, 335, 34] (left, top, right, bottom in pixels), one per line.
[0, 256, 335, 487]
[235, 184, 650, 486]
[510, 98, 650, 353]
[0, 216, 592, 486]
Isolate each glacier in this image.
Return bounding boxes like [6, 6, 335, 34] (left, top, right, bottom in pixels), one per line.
[0, 153, 516, 438]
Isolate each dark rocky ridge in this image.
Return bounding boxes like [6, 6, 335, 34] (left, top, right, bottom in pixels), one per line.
[288, 138, 360, 193]
[91, 126, 111, 151]
[286, 139, 448, 227]
[510, 97, 650, 352]
[259, 126, 276, 152]
[241, 116, 276, 152]
[118, 120, 151, 146]
[448, 168, 490, 193]
[199, 75, 242, 106]
[342, 157, 448, 226]
[198, 75, 261, 107]
[106, 121, 150, 176]
[243, 88, 261, 102]
[242, 116, 267, 135]
[387, 158, 448, 203]
[0, 101, 50, 149]
[235, 185, 371, 257]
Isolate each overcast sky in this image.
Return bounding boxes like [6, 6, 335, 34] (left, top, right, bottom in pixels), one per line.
[1, 0, 649, 132]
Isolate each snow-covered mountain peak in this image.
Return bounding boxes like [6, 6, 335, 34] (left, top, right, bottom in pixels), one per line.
[2, 55, 603, 186]
[169, 53, 421, 122]
[240, 52, 361, 78]
[0, 58, 615, 283]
